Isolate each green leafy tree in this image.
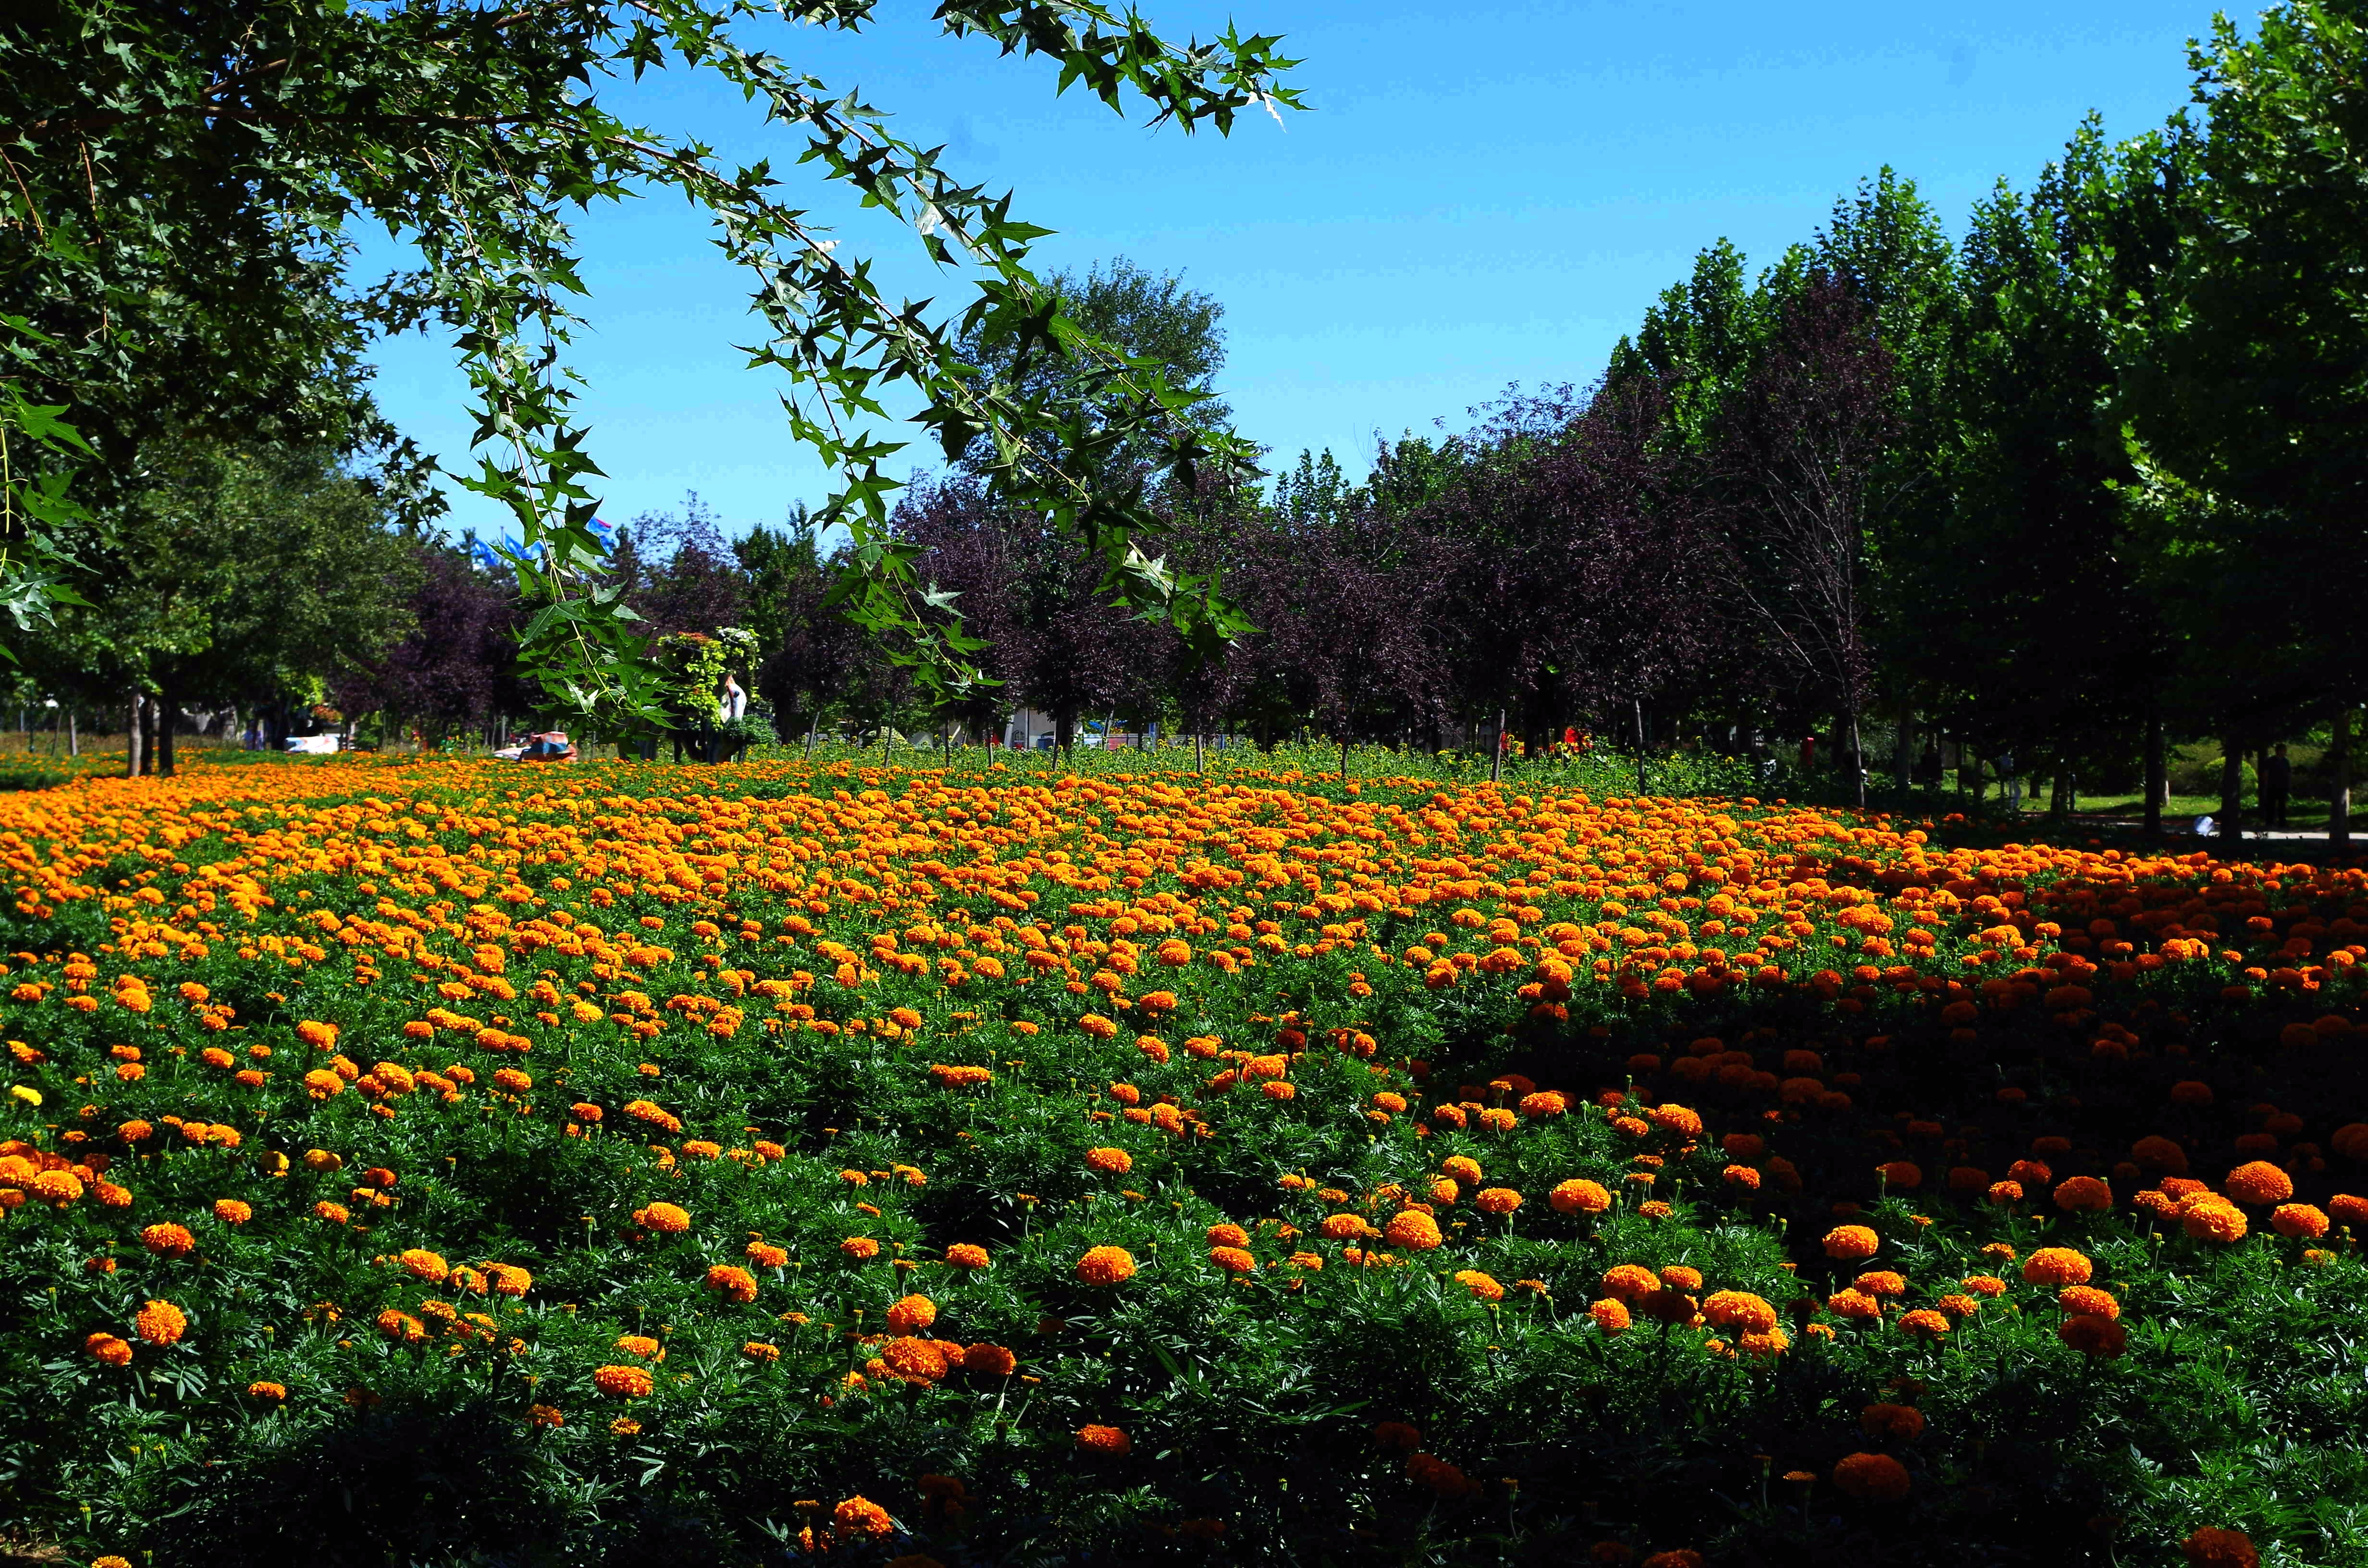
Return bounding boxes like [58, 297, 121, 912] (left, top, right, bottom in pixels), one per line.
[2115, 0, 2368, 780]
[5, 1, 1300, 731]
[27, 440, 420, 772]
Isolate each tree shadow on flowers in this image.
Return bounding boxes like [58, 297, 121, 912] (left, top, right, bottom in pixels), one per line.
[151, 1396, 710, 1568]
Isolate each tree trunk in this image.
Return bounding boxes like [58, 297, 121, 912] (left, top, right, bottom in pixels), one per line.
[67, 709, 78, 758]
[2219, 742, 2244, 842]
[1490, 709, 1504, 784]
[2142, 713, 2166, 840]
[157, 690, 177, 777]
[1846, 708, 1865, 810]
[1195, 732, 1204, 775]
[2331, 707, 2351, 850]
[125, 692, 144, 779]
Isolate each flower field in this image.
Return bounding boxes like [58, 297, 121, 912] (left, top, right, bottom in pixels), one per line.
[4, 756, 2366, 1567]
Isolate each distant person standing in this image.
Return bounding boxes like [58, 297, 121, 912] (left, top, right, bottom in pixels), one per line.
[1799, 735, 1816, 775]
[2262, 743, 2292, 829]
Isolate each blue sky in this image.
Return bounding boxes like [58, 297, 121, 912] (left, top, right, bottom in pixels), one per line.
[359, 0, 2226, 541]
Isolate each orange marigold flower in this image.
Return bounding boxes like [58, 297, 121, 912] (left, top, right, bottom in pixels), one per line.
[703, 1264, 758, 1303]
[1085, 1146, 1134, 1175]
[945, 1243, 991, 1269]
[134, 1299, 187, 1346]
[1076, 1423, 1132, 1455]
[1076, 1245, 1137, 1286]
[1897, 1309, 1950, 1340]
[2180, 1527, 2258, 1568]
[1826, 1288, 1881, 1322]
[1209, 1245, 1258, 1274]
[1551, 1178, 1612, 1214]
[964, 1342, 1017, 1377]
[840, 1236, 881, 1261]
[833, 1495, 896, 1538]
[374, 1309, 426, 1344]
[747, 1241, 790, 1268]
[2052, 1176, 2112, 1213]
[1649, 1103, 1703, 1138]
[141, 1223, 196, 1258]
[398, 1249, 449, 1283]
[1821, 1225, 1879, 1262]
[86, 1332, 134, 1366]
[2058, 1314, 2128, 1358]
[2058, 1286, 2119, 1321]
[213, 1199, 252, 1225]
[2271, 1203, 2330, 1239]
[2183, 1199, 2248, 1243]
[1702, 1291, 1777, 1335]
[635, 1202, 691, 1234]
[886, 1294, 937, 1333]
[1831, 1451, 1911, 1501]
[1372, 1420, 1422, 1452]
[1850, 1271, 1906, 1298]
[593, 1364, 655, 1397]
[882, 1336, 948, 1381]
[2021, 1247, 2093, 1287]
[1442, 1155, 1483, 1184]
[1453, 1269, 1504, 1301]
[1861, 1402, 1924, 1442]
[1383, 1210, 1443, 1251]
[1601, 1263, 1660, 1301]
[2223, 1161, 2294, 1206]
[1474, 1187, 1522, 1215]
[247, 1381, 286, 1400]
[1961, 1274, 2007, 1297]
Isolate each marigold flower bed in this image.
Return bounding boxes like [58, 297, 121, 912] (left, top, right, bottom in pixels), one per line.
[3, 756, 2364, 1566]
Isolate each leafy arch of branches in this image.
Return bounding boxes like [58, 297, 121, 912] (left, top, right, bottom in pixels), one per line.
[3, 0, 1301, 728]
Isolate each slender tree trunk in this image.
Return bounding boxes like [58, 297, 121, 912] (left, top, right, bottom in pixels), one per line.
[804, 714, 817, 760]
[2219, 742, 2244, 842]
[125, 692, 144, 779]
[1847, 708, 1865, 810]
[1195, 731, 1204, 775]
[2144, 713, 2166, 841]
[2331, 707, 2351, 850]
[1490, 709, 1505, 784]
[158, 689, 177, 777]
[68, 710, 78, 758]
[1634, 699, 1648, 797]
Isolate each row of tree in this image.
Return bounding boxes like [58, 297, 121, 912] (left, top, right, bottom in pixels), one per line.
[10, 0, 2358, 832]
[789, 5, 2362, 837]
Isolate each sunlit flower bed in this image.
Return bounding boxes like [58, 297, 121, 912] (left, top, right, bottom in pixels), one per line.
[3, 756, 2363, 1567]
